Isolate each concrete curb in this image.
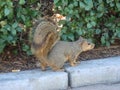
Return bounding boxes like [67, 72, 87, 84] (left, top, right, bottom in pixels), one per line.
[66, 56, 120, 88]
[0, 70, 68, 90]
[0, 56, 120, 90]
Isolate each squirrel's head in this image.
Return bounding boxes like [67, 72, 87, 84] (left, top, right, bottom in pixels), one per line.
[77, 37, 95, 51]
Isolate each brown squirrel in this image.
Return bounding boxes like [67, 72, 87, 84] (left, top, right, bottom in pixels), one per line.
[31, 17, 60, 70]
[46, 37, 95, 71]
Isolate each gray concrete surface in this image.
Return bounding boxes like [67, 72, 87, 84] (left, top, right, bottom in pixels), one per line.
[71, 83, 120, 90]
[0, 69, 68, 90]
[66, 56, 120, 88]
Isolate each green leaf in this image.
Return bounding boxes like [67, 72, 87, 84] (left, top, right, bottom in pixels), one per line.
[12, 41, 16, 46]
[96, 12, 104, 18]
[79, 1, 85, 9]
[73, 1, 78, 6]
[4, 7, 10, 16]
[97, 4, 104, 12]
[91, 21, 96, 26]
[67, 33, 74, 41]
[95, 29, 101, 34]
[22, 44, 30, 52]
[116, 3, 120, 10]
[110, 39, 114, 44]
[25, 20, 32, 27]
[76, 30, 83, 35]
[11, 29, 17, 35]
[7, 35, 13, 41]
[54, 0, 60, 4]
[21, 15, 26, 22]
[27, 50, 32, 56]
[19, 0, 25, 5]
[0, 21, 6, 26]
[69, 4, 74, 9]
[101, 36, 106, 44]
[110, 2, 114, 7]
[12, 22, 18, 28]
[106, 0, 113, 3]
[106, 41, 110, 47]
[117, 30, 120, 38]
[0, 2, 5, 6]
[98, 0, 103, 3]
[0, 39, 5, 43]
[61, 34, 67, 41]
[87, 23, 92, 28]
[118, 34, 120, 38]
[5, 24, 11, 31]
[104, 33, 109, 38]
[17, 27, 22, 32]
[84, 0, 93, 10]
[0, 44, 5, 53]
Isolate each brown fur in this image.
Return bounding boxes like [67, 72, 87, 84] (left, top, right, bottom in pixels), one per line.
[46, 37, 95, 71]
[31, 17, 60, 70]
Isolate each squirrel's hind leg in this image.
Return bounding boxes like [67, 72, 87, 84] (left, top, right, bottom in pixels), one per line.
[39, 58, 48, 71]
[40, 63, 47, 71]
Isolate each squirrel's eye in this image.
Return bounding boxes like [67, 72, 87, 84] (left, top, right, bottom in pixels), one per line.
[88, 43, 91, 45]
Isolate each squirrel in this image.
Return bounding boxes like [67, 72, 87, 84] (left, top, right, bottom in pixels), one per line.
[46, 37, 95, 71]
[31, 17, 60, 70]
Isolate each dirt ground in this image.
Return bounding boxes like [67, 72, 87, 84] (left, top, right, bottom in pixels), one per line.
[0, 44, 120, 73]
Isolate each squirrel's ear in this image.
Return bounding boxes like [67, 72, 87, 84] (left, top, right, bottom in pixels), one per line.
[76, 36, 84, 42]
[79, 36, 83, 40]
[78, 36, 84, 42]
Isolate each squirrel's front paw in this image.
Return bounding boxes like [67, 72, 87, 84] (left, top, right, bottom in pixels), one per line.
[70, 63, 76, 66]
[70, 61, 80, 66]
[73, 61, 80, 64]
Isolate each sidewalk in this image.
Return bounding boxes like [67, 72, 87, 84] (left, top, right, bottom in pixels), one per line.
[71, 83, 120, 90]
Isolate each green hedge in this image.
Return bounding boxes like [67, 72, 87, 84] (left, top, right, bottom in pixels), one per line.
[0, 0, 39, 54]
[54, 0, 120, 46]
[0, 0, 120, 54]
